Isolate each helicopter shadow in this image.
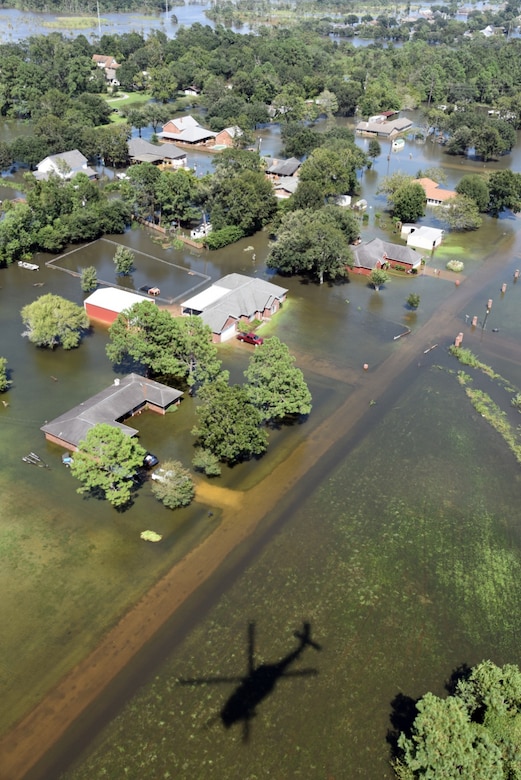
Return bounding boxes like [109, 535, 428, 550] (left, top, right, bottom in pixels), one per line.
[179, 621, 321, 742]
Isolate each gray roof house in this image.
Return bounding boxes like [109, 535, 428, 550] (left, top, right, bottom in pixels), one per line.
[127, 137, 187, 167]
[41, 374, 183, 450]
[181, 273, 288, 343]
[351, 238, 423, 275]
[264, 157, 302, 177]
[33, 150, 97, 181]
[355, 117, 413, 138]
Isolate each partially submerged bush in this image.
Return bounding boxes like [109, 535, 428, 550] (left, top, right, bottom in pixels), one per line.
[446, 259, 464, 272]
[205, 226, 245, 250]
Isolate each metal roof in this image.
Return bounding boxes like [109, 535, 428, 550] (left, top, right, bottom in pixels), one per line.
[84, 288, 149, 314]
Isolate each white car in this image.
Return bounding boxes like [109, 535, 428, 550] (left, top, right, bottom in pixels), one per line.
[151, 468, 173, 483]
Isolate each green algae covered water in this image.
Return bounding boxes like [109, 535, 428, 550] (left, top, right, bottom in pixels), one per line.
[59, 358, 521, 780]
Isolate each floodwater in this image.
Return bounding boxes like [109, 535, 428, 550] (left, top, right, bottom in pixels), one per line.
[2, 55, 521, 780]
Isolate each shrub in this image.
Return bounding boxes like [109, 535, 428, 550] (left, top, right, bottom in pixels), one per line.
[81, 266, 98, 292]
[407, 293, 420, 309]
[192, 448, 222, 477]
[205, 226, 245, 250]
[446, 259, 464, 272]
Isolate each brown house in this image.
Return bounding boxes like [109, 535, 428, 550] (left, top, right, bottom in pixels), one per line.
[41, 374, 183, 451]
[350, 238, 423, 276]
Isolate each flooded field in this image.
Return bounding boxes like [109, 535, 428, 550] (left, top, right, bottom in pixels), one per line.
[2, 74, 521, 779]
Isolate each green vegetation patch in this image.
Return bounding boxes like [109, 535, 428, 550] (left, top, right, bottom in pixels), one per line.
[42, 16, 108, 28]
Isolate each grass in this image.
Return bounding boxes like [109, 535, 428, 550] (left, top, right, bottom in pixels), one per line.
[42, 16, 108, 28]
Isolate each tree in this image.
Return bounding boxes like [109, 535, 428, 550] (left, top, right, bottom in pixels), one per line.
[107, 304, 223, 391]
[444, 194, 482, 231]
[192, 448, 221, 477]
[70, 423, 146, 509]
[390, 183, 426, 223]
[244, 337, 312, 423]
[81, 266, 98, 292]
[150, 459, 195, 509]
[393, 661, 521, 780]
[155, 168, 201, 226]
[192, 379, 268, 464]
[208, 168, 277, 235]
[0, 357, 11, 392]
[267, 209, 353, 285]
[456, 174, 490, 212]
[488, 170, 521, 216]
[407, 293, 420, 309]
[21, 293, 89, 350]
[113, 245, 135, 276]
[370, 269, 389, 291]
[121, 162, 161, 221]
[368, 139, 381, 159]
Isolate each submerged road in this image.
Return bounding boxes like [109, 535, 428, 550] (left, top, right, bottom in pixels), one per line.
[0, 240, 518, 780]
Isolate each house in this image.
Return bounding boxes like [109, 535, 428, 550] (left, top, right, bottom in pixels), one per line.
[92, 54, 121, 87]
[84, 288, 152, 325]
[127, 138, 187, 168]
[350, 238, 423, 276]
[33, 150, 97, 181]
[181, 273, 288, 343]
[335, 195, 352, 207]
[158, 115, 216, 146]
[355, 117, 413, 138]
[273, 177, 299, 198]
[214, 126, 243, 147]
[263, 157, 301, 178]
[183, 86, 201, 97]
[414, 177, 456, 206]
[401, 224, 444, 251]
[41, 374, 182, 451]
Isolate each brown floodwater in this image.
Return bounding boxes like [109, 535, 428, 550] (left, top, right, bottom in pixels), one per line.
[2, 115, 521, 779]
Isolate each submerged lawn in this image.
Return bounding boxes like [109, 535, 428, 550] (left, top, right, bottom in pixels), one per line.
[62, 362, 521, 780]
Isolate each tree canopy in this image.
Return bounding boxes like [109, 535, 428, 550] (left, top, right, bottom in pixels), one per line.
[106, 304, 223, 392]
[393, 660, 521, 780]
[244, 337, 312, 424]
[70, 423, 146, 509]
[21, 293, 89, 350]
[267, 207, 357, 285]
[192, 379, 268, 464]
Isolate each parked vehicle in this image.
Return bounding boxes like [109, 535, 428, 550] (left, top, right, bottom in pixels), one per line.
[139, 285, 161, 296]
[143, 452, 159, 469]
[236, 331, 264, 346]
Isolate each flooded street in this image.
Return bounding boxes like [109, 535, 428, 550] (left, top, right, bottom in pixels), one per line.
[2, 20, 521, 778]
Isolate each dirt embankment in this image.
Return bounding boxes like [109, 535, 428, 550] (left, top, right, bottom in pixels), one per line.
[0, 247, 516, 780]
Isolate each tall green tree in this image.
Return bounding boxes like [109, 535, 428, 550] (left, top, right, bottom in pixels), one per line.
[394, 661, 521, 780]
[389, 183, 426, 223]
[107, 304, 223, 391]
[444, 194, 482, 230]
[70, 423, 146, 509]
[456, 174, 490, 212]
[244, 337, 312, 423]
[192, 379, 268, 464]
[21, 293, 89, 350]
[113, 245, 135, 276]
[488, 170, 521, 216]
[267, 208, 353, 285]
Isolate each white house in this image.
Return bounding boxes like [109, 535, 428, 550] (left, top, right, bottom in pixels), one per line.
[33, 150, 97, 181]
[402, 225, 444, 251]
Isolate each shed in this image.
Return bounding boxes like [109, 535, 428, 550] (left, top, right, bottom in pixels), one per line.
[403, 225, 444, 251]
[84, 288, 150, 325]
